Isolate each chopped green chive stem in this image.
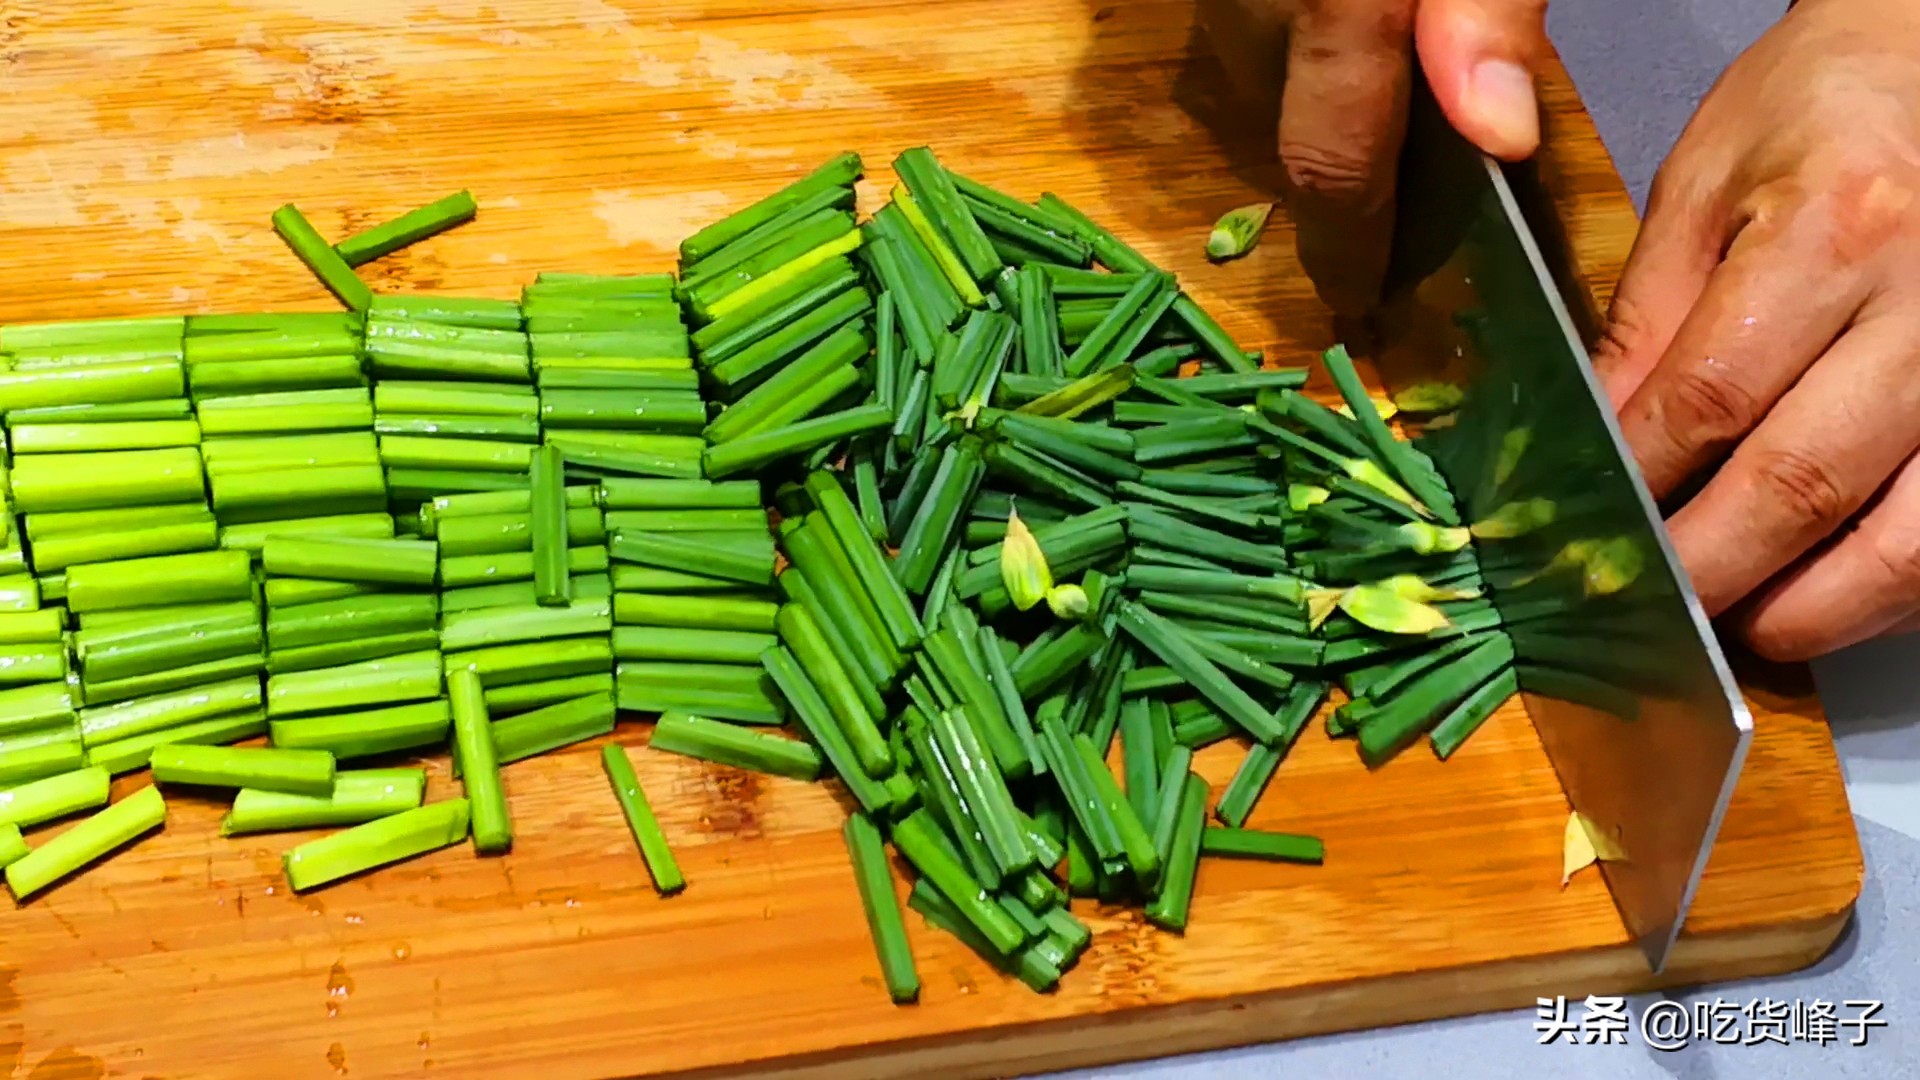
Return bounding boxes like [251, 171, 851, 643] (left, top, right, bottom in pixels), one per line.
[843, 812, 921, 1003]
[267, 699, 452, 760]
[335, 191, 478, 266]
[892, 808, 1027, 955]
[223, 769, 426, 836]
[0, 766, 111, 828]
[282, 798, 470, 892]
[150, 744, 336, 796]
[1430, 667, 1520, 759]
[1202, 827, 1325, 863]
[1215, 743, 1282, 828]
[266, 650, 443, 719]
[5, 785, 166, 901]
[775, 604, 890, 776]
[271, 203, 372, 311]
[602, 744, 685, 895]
[1144, 772, 1207, 930]
[449, 668, 511, 854]
[614, 662, 785, 725]
[458, 692, 616, 772]
[760, 645, 893, 817]
[648, 711, 822, 781]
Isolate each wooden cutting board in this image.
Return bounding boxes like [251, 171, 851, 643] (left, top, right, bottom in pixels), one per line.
[0, 2, 1862, 1078]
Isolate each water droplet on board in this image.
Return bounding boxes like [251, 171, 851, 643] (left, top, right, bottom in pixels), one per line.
[564, 898, 579, 909]
[344, 913, 364, 925]
[393, 943, 412, 960]
[418, 1032, 431, 1051]
[327, 960, 355, 1000]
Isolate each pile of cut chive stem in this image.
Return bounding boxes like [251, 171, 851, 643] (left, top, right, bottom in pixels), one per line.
[0, 149, 1532, 1001]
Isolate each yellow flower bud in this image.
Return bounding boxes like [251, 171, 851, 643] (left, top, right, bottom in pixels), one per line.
[998, 508, 1053, 611]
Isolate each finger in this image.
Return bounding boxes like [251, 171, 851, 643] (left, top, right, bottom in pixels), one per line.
[1279, 1, 1415, 316]
[1196, 0, 1290, 110]
[1414, 0, 1546, 160]
[1590, 163, 1729, 407]
[1665, 315, 1920, 616]
[1738, 448, 1920, 661]
[1614, 185, 1873, 499]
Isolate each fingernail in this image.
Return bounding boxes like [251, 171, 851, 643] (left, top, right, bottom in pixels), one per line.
[1468, 59, 1539, 158]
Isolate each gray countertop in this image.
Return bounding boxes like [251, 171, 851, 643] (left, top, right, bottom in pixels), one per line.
[1048, 4, 1920, 1075]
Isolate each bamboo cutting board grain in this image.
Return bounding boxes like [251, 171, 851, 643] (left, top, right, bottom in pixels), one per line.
[0, 3, 1861, 1078]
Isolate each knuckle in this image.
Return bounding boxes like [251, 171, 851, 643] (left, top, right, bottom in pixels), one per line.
[1661, 366, 1759, 443]
[1594, 293, 1655, 367]
[1281, 141, 1385, 205]
[1867, 527, 1920, 589]
[1747, 446, 1852, 532]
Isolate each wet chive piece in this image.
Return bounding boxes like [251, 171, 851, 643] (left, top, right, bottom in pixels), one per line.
[4, 785, 167, 901]
[843, 811, 920, 1003]
[894, 147, 1001, 285]
[648, 711, 822, 781]
[680, 152, 862, 265]
[1214, 743, 1281, 828]
[1144, 772, 1208, 931]
[608, 529, 776, 587]
[775, 604, 890, 776]
[601, 744, 684, 896]
[282, 798, 470, 893]
[1202, 827, 1325, 864]
[334, 191, 477, 266]
[150, 745, 336, 797]
[1357, 634, 1517, 767]
[271, 203, 372, 312]
[702, 402, 893, 480]
[450, 668, 511, 855]
[894, 440, 985, 595]
[83, 710, 268, 776]
[267, 699, 452, 760]
[760, 645, 893, 817]
[892, 808, 1028, 954]
[1430, 665, 1520, 760]
[1115, 603, 1284, 744]
[614, 662, 787, 725]
[222, 768, 426, 836]
[0, 766, 111, 829]
[529, 444, 571, 607]
[927, 706, 1032, 877]
[471, 693, 616, 769]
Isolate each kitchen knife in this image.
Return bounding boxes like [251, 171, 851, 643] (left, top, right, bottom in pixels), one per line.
[1377, 85, 1754, 973]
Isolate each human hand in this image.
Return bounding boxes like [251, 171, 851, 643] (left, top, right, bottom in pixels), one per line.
[1197, 0, 1548, 314]
[1594, 0, 1920, 661]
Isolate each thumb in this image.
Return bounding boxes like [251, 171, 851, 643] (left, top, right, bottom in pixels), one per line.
[1415, 0, 1548, 161]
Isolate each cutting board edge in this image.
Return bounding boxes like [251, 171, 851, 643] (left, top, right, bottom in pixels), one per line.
[685, 906, 1852, 1080]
